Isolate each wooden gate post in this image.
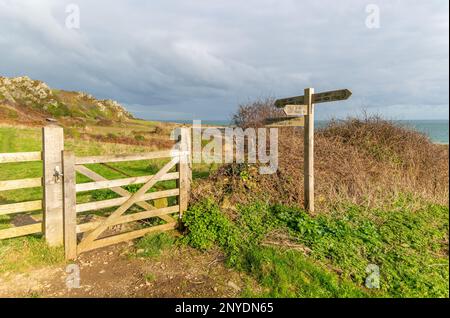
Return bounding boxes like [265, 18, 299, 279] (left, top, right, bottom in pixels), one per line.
[177, 127, 192, 217]
[304, 88, 315, 212]
[62, 151, 77, 260]
[42, 125, 65, 246]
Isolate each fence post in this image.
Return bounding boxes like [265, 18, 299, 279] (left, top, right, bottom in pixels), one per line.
[177, 127, 192, 218]
[42, 125, 64, 246]
[304, 88, 315, 212]
[62, 151, 77, 260]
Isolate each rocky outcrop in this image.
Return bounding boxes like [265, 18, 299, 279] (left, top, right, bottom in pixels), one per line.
[0, 76, 133, 122]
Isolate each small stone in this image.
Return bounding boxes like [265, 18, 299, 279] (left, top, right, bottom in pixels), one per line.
[227, 281, 241, 292]
[99, 270, 106, 274]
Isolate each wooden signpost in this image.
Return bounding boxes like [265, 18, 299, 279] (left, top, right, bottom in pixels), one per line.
[270, 88, 352, 212]
[275, 89, 352, 107]
[283, 104, 308, 116]
[265, 116, 305, 127]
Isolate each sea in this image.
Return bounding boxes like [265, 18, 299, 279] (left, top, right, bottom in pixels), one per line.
[161, 119, 449, 144]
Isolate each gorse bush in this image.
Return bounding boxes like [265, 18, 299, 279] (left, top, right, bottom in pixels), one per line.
[181, 199, 449, 298]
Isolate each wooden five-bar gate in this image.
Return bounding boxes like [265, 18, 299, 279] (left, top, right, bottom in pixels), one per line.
[0, 125, 192, 260]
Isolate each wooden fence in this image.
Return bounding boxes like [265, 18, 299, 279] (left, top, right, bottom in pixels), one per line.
[0, 125, 192, 259]
[0, 151, 43, 240]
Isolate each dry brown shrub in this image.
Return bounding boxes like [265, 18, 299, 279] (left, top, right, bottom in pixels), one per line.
[232, 98, 284, 129]
[192, 99, 449, 212]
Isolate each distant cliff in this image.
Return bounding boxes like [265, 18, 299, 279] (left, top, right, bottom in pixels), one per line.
[0, 76, 133, 124]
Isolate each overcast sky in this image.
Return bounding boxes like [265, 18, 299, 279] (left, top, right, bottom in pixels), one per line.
[0, 0, 448, 120]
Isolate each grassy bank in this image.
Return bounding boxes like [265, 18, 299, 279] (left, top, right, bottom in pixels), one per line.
[181, 199, 449, 298]
[182, 110, 449, 298]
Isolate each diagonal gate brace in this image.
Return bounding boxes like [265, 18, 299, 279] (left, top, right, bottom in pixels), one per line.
[77, 157, 180, 252]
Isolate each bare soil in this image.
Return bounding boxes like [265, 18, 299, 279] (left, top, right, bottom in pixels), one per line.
[0, 243, 255, 298]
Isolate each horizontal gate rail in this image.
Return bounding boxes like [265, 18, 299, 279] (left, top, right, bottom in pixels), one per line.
[76, 205, 180, 233]
[76, 172, 179, 192]
[75, 188, 180, 213]
[78, 222, 178, 253]
[75, 150, 179, 165]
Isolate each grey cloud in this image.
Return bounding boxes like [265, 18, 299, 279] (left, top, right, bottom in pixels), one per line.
[0, 0, 448, 120]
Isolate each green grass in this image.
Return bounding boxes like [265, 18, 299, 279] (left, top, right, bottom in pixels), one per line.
[181, 199, 449, 298]
[240, 247, 368, 298]
[0, 236, 64, 273]
[134, 232, 175, 259]
[144, 272, 156, 282]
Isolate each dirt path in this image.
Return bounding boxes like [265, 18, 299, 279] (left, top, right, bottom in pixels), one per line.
[0, 243, 254, 298]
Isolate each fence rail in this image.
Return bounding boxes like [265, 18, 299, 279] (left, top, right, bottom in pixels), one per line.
[0, 200, 42, 216]
[0, 178, 42, 191]
[0, 151, 43, 240]
[0, 151, 42, 163]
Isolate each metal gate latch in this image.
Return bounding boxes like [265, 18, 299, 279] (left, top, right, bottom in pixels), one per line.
[53, 166, 63, 183]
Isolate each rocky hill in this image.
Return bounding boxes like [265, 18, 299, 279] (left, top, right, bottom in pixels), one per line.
[0, 76, 134, 125]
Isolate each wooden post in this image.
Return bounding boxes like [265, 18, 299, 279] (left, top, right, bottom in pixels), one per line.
[62, 151, 77, 260]
[177, 127, 192, 218]
[304, 88, 315, 212]
[42, 125, 65, 246]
